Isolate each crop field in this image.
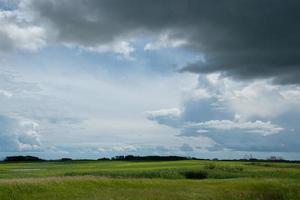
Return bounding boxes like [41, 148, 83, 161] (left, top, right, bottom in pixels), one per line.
[0, 160, 299, 200]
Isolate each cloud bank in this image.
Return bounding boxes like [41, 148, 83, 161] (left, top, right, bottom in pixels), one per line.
[147, 73, 300, 153]
[1, 0, 300, 158]
[0, 0, 298, 83]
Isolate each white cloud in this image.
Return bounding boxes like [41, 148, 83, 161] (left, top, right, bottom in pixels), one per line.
[0, 115, 41, 152]
[280, 87, 300, 102]
[146, 108, 182, 118]
[144, 32, 187, 51]
[187, 120, 284, 136]
[0, 65, 201, 154]
[0, 10, 46, 52]
[147, 73, 300, 152]
[111, 145, 137, 152]
[194, 73, 300, 119]
[0, 2, 134, 58]
[146, 108, 182, 128]
[76, 40, 135, 60]
[185, 88, 212, 100]
[227, 81, 288, 119]
[0, 89, 13, 97]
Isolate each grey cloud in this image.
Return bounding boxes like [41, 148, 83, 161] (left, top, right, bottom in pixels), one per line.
[182, 98, 232, 123]
[180, 143, 194, 152]
[0, 31, 14, 51]
[148, 107, 300, 153]
[21, 0, 300, 84]
[146, 108, 182, 128]
[0, 9, 46, 53]
[0, 115, 41, 152]
[147, 99, 300, 153]
[175, 121, 300, 153]
[181, 118, 300, 152]
[0, 116, 18, 151]
[204, 131, 300, 153]
[0, 0, 19, 10]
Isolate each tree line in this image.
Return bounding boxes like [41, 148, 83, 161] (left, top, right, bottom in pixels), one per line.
[2, 155, 299, 163]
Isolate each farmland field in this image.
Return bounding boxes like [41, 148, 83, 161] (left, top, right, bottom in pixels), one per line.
[0, 160, 299, 200]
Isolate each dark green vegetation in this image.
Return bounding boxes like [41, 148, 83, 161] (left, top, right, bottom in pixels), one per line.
[0, 160, 299, 199]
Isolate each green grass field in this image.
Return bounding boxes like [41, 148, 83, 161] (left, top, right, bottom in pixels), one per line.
[0, 160, 299, 200]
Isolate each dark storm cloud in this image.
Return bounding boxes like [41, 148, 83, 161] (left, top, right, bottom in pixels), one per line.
[24, 0, 300, 84]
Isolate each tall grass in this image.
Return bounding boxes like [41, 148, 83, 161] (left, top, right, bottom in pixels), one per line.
[0, 160, 299, 199]
[0, 177, 299, 200]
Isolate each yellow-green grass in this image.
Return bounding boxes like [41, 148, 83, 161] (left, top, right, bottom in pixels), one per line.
[0, 160, 299, 199]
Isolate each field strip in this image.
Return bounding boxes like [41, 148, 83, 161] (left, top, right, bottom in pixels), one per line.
[0, 176, 111, 184]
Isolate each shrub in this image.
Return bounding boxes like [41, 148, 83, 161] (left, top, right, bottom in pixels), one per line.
[183, 170, 208, 179]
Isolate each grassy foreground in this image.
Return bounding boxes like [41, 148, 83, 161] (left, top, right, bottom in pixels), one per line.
[0, 160, 299, 200]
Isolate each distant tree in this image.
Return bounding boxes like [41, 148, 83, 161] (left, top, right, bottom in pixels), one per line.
[60, 158, 72, 161]
[4, 156, 44, 162]
[111, 155, 189, 161]
[98, 157, 110, 161]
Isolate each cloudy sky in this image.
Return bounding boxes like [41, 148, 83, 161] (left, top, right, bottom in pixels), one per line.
[0, 0, 300, 160]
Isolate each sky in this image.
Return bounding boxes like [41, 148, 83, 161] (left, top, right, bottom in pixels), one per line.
[0, 0, 300, 160]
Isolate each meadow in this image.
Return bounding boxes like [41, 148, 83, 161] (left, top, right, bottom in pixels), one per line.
[0, 160, 299, 200]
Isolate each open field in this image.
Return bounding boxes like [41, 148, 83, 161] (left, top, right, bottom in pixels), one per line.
[0, 160, 299, 200]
